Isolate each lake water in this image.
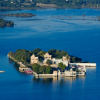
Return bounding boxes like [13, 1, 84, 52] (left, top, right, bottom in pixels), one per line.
[0, 9, 100, 100]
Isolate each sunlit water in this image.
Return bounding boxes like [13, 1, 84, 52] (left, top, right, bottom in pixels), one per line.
[0, 9, 100, 100]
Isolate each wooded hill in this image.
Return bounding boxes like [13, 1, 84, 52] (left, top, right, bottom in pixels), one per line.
[0, 0, 100, 9]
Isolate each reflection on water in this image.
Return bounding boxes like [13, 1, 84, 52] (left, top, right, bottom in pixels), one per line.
[9, 58, 20, 72]
[13, 62, 20, 72]
[20, 18, 43, 21]
[8, 57, 86, 84]
[86, 67, 96, 69]
[8, 58, 14, 64]
[33, 76, 86, 84]
[33, 77, 53, 84]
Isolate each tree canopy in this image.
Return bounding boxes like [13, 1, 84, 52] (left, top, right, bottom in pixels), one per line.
[0, 18, 14, 28]
[46, 59, 52, 65]
[48, 49, 68, 58]
[8, 48, 82, 64]
[46, 66, 52, 74]
[32, 64, 52, 74]
[58, 62, 66, 72]
[70, 57, 82, 63]
[32, 63, 40, 74]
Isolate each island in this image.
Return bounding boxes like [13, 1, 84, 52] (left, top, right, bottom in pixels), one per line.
[0, 18, 14, 28]
[3, 13, 36, 17]
[7, 48, 96, 77]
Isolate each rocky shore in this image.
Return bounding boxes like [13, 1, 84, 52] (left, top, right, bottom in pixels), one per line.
[0, 18, 14, 28]
[3, 13, 36, 17]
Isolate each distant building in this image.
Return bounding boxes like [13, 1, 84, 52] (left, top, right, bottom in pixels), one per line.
[30, 54, 38, 64]
[43, 53, 52, 65]
[52, 58, 68, 66]
[44, 53, 52, 60]
[63, 56, 70, 62]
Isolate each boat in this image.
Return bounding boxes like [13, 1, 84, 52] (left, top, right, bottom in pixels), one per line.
[0, 71, 5, 73]
[76, 65, 86, 72]
[76, 72, 85, 76]
[25, 69, 33, 75]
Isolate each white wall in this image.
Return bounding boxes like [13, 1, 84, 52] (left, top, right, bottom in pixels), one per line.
[70, 63, 96, 67]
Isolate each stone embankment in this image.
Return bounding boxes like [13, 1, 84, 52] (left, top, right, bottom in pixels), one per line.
[7, 54, 56, 77]
[7, 54, 26, 67]
[70, 63, 96, 67]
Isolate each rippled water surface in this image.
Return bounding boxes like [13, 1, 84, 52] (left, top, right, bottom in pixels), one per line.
[0, 9, 100, 100]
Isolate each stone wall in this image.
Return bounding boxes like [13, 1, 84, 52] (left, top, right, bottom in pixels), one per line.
[70, 63, 96, 67]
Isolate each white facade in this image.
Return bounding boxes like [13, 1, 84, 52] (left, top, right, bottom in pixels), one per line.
[30, 54, 38, 64]
[44, 53, 52, 60]
[52, 58, 68, 66]
[70, 63, 96, 67]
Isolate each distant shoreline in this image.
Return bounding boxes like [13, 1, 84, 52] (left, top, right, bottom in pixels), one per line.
[0, 6, 100, 12]
[2, 13, 36, 18]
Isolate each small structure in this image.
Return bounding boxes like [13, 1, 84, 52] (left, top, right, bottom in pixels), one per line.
[30, 54, 38, 64]
[43, 53, 52, 64]
[65, 70, 76, 77]
[53, 70, 58, 76]
[63, 56, 70, 62]
[69, 65, 86, 76]
[19, 66, 31, 72]
[52, 58, 68, 66]
[52, 58, 62, 65]
[76, 72, 85, 76]
[44, 53, 52, 60]
[58, 69, 76, 77]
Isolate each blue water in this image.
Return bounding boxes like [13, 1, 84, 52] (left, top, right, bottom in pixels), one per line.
[0, 9, 100, 100]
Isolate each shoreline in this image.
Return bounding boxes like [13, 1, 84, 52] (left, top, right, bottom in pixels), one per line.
[7, 54, 57, 77]
[0, 6, 100, 12]
[7, 53, 86, 77]
[7, 48, 96, 78]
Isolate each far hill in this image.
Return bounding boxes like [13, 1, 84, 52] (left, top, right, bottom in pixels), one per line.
[0, 0, 100, 10]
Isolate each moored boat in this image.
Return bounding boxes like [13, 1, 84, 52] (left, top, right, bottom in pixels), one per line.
[76, 72, 85, 76]
[25, 69, 33, 75]
[0, 71, 5, 73]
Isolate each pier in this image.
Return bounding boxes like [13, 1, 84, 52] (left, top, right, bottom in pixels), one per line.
[70, 63, 96, 67]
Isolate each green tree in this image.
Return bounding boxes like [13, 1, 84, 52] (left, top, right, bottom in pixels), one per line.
[58, 62, 66, 72]
[46, 66, 52, 74]
[71, 57, 82, 63]
[32, 48, 41, 56]
[72, 57, 76, 62]
[75, 57, 82, 62]
[37, 51, 45, 57]
[32, 63, 40, 74]
[48, 49, 57, 58]
[9, 51, 14, 57]
[37, 51, 45, 61]
[46, 59, 52, 65]
[39, 65, 46, 74]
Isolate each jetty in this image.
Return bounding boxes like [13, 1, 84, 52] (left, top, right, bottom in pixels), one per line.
[70, 63, 96, 67]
